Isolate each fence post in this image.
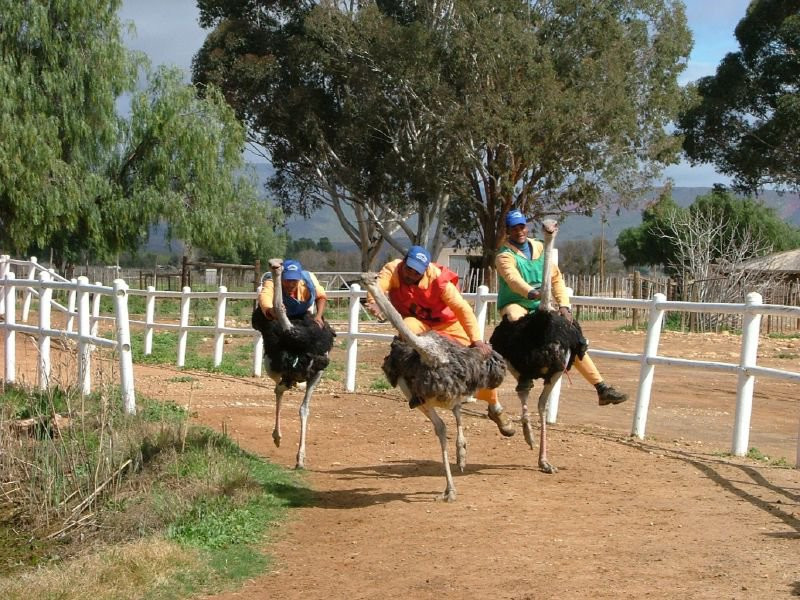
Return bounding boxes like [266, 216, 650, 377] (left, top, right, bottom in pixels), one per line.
[3, 273, 16, 383]
[631, 271, 641, 329]
[474, 284, 489, 340]
[90, 281, 102, 341]
[345, 283, 361, 392]
[213, 285, 227, 367]
[21, 256, 38, 323]
[66, 278, 77, 332]
[113, 279, 136, 414]
[38, 271, 52, 390]
[177, 286, 191, 368]
[731, 292, 762, 456]
[0, 254, 9, 316]
[77, 276, 92, 396]
[144, 286, 156, 355]
[631, 293, 666, 439]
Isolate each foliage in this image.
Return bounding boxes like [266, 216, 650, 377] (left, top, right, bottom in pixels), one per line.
[193, 0, 692, 270]
[677, 0, 800, 191]
[558, 237, 625, 276]
[0, 0, 279, 267]
[617, 188, 800, 270]
[0, 384, 310, 597]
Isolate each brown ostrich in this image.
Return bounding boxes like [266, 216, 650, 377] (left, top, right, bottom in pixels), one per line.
[360, 272, 505, 502]
[489, 220, 587, 473]
[251, 259, 336, 469]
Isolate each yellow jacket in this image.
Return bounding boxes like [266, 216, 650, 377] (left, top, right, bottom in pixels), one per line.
[495, 238, 571, 308]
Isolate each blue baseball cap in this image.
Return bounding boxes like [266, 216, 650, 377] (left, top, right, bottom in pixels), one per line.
[282, 259, 303, 280]
[505, 209, 527, 228]
[404, 245, 431, 274]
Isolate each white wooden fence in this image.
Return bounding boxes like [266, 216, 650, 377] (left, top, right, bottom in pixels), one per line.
[1, 256, 136, 413]
[2, 255, 798, 466]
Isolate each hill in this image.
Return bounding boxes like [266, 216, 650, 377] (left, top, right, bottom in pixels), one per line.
[144, 163, 796, 254]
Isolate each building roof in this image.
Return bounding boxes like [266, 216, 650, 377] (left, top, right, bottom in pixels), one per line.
[740, 248, 800, 273]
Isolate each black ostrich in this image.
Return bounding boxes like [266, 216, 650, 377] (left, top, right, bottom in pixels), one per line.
[251, 258, 336, 469]
[360, 272, 506, 502]
[489, 220, 587, 473]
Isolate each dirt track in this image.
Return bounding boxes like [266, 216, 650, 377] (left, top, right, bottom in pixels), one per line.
[6, 319, 800, 598]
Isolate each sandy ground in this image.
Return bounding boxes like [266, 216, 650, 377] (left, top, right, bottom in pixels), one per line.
[4, 319, 800, 599]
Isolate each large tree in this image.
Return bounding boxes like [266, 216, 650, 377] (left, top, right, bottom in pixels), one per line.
[616, 188, 800, 272]
[193, 0, 691, 271]
[0, 0, 278, 268]
[677, 0, 800, 191]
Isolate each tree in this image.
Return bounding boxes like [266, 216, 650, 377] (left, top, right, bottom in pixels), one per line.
[194, 1, 460, 269]
[677, 0, 800, 191]
[559, 238, 624, 277]
[193, 1, 691, 271]
[0, 0, 276, 268]
[616, 188, 800, 272]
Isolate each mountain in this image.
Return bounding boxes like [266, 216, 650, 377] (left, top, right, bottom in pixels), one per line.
[242, 163, 800, 250]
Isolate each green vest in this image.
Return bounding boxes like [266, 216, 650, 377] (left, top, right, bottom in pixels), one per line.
[497, 241, 545, 311]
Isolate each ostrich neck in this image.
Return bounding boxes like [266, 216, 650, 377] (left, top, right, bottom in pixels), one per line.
[362, 276, 448, 366]
[538, 230, 557, 312]
[270, 269, 294, 332]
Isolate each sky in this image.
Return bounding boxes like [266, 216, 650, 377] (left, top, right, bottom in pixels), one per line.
[118, 0, 754, 188]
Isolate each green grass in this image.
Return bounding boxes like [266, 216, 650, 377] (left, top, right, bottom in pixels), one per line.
[0, 384, 311, 599]
[745, 447, 791, 467]
[767, 332, 800, 340]
[124, 331, 255, 377]
[369, 377, 391, 391]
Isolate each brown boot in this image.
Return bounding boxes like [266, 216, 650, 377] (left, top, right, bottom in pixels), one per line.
[597, 383, 628, 406]
[487, 405, 516, 437]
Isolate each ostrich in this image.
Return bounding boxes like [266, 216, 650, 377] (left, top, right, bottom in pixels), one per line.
[360, 272, 506, 502]
[251, 258, 336, 469]
[489, 219, 587, 473]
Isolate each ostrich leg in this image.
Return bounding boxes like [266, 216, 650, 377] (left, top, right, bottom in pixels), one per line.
[537, 376, 561, 474]
[295, 368, 323, 470]
[518, 386, 535, 451]
[272, 381, 288, 447]
[452, 403, 467, 472]
[418, 403, 457, 502]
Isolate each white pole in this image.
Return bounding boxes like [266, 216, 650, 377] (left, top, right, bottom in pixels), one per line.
[90, 281, 102, 341]
[77, 276, 91, 396]
[546, 375, 564, 424]
[113, 279, 136, 414]
[631, 293, 666, 439]
[4, 273, 16, 383]
[345, 283, 361, 392]
[213, 285, 227, 367]
[21, 256, 38, 323]
[144, 285, 155, 355]
[0, 254, 9, 316]
[66, 278, 77, 332]
[253, 332, 264, 377]
[177, 286, 191, 367]
[732, 292, 762, 456]
[38, 271, 52, 390]
[474, 284, 489, 340]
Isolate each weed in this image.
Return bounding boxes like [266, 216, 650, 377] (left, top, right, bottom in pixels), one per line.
[370, 377, 391, 391]
[0, 383, 310, 599]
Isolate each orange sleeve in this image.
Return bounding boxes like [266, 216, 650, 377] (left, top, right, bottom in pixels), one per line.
[258, 279, 275, 313]
[440, 281, 482, 343]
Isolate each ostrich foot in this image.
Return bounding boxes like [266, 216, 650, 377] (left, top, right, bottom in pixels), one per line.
[522, 418, 535, 450]
[539, 460, 558, 474]
[439, 488, 457, 502]
[272, 429, 281, 447]
[295, 457, 305, 470]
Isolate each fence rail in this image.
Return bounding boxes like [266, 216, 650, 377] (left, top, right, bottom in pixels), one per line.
[2, 255, 798, 466]
[1, 267, 136, 414]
